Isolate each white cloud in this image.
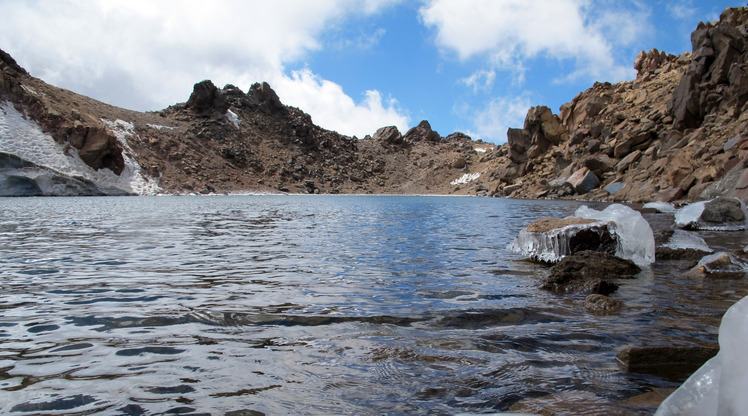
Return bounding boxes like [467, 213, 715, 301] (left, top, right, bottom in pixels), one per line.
[463, 94, 532, 144]
[0, 0, 408, 137]
[272, 68, 409, 138]
[459, 69, 496, 93]
[667, 1, 697, 20]
[419, 0, 638, 83]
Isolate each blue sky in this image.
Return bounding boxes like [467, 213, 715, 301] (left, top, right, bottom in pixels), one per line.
[0, 1, 743, 143]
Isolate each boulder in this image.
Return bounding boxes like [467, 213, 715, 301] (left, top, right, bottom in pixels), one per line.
[565, 167, 600, 194]
[542, 250, 641, 295]
[404, 120, 440, 143]
[77, 127, 125, 174]
[585, 294, 624, 315]
[617, 346, 719, 381]
[372, 126, 403, 145]
[583, 154, 616, 177]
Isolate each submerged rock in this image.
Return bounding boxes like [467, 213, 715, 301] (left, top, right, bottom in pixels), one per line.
[585, 294, 624, 315]
[617, 345, 719, 382]
[542, 250, 640, 295]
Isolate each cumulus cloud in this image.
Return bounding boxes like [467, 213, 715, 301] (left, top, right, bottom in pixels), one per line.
[0, 0, 408, 137]
[462, 94, 532, 144]
[272, 68, 409, 138]
[419, 0, 639, 83]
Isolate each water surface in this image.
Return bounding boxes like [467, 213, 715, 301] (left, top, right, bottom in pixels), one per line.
[1, 195, 745, 415]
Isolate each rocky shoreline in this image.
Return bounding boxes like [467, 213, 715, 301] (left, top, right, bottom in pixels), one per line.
[507, 196, 748, 414]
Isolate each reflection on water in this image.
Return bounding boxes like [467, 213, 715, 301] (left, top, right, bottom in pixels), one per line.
[0, 195, 745, 415]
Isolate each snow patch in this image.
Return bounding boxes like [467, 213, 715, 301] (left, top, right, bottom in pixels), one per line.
[20, 85, 39, 96]
[100, 118, 160, 195]
[0, 100, 159, 195]
[474, 147, 491, 153]
[451, 172, 480, 186]
[226, 109, 240, 128]
[575, 204, 655, 265]
[655, 295, 748, 416]
[147, 123, 175, 130]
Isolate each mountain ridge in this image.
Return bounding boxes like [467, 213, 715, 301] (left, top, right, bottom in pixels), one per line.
[1, 6, 747, 202]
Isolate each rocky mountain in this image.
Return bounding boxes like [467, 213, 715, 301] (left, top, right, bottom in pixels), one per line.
[0, 49, 494, 197]
[1, 6, 746, 202]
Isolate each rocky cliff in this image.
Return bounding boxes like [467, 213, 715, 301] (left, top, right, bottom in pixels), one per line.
[490, 6, 748, 204]
[1, 6, 746, 201]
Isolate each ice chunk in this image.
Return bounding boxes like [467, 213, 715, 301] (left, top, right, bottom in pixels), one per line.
[655, 295, 748, 416]
[507, 219, 615, 264]
[664, 230, 712, 252]
[575, 204, 655, 266]
[643, 201, 676, 214]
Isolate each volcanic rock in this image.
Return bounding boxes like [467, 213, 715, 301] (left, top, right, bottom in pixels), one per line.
[542, 250, 640, 295]
[372, 126, 403, 146]
[404, 120, 440, 143]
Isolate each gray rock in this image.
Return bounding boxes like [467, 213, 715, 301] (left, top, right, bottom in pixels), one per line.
[566, 167, 599, 194]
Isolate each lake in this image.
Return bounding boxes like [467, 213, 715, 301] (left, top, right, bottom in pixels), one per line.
[1, 195, 745, 415]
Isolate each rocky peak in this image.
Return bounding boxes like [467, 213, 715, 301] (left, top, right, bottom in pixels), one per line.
[634, 48, 678, 78]
[247, 81, 284, 114]
[670, 6, 748, 129]
[186, 80, 229, 117]
[404, 120, 441, 143]
[372, 125, 404, 145]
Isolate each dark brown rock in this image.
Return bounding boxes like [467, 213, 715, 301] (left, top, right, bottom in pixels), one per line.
[542, 251, 640, 295]
[247, 81, 284, 114]
[372, 126, 403, 145]
[404, 120, 440, 143]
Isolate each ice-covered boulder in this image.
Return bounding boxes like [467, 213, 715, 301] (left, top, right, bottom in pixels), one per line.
[508, 204, 655, 266]
[675, 197, 748, 231]
[575, 204, 656, 266]
[507, 217, 617, 263]
[655, 295, 748, 416]
[686, 252, 748, 279]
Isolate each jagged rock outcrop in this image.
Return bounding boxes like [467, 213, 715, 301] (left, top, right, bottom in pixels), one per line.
[404, 120, 441, 143]
[491, 6, 748, 205]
